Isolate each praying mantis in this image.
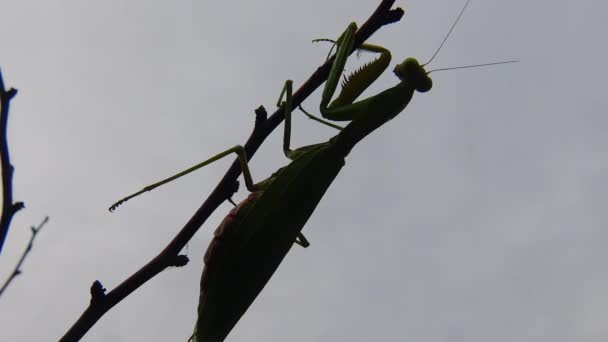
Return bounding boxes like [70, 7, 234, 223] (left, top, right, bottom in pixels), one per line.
[109, 1, 516, 341]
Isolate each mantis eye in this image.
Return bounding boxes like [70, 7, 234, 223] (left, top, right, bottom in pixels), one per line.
[416, 76, 432, 93]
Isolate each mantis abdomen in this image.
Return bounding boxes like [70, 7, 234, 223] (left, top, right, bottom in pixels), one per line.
[193, 144, 345, 342]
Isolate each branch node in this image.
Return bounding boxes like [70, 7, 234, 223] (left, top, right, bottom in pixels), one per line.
[12, 201, 25, 213]
[171, 255, 189, 267]
[385, 8, 404, 24]
[90, 280, 107, 305]
[5, 88, 17, 100]
[226, 180, 240, 206]
[254, 105, 268, 128]
[229, 180, 239, 196]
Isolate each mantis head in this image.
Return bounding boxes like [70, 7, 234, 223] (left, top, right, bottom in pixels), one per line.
[394, 58, 432, 93]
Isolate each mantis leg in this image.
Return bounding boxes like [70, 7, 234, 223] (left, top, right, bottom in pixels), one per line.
[316, 23, 392, 121]
[298, 105, 343, 131]
[109, 145, 258, 211]
[277, 81, 343, 161]
[277, 80, 295, 159]
[319, 22, 357, 115]
[312, 38, 338, 61]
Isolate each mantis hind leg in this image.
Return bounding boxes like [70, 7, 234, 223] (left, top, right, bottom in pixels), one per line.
[109, 145, 258, 211]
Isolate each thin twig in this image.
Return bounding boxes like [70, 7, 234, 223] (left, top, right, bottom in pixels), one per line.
[0, 68, 24, 255]
[0, 217, 49, 298]
[61, 1, 404, 340]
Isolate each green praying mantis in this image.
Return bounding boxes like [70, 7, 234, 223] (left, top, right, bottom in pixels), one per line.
[109, 1, 516, 341]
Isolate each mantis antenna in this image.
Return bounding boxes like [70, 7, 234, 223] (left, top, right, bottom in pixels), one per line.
[420, 0, 518, 74]
[427, 60, 519, 74]
[423, 0, 472, 67]
[313, 0, 473, 69]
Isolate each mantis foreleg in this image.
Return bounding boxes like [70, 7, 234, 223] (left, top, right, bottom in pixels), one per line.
[314, 24, 393, 122]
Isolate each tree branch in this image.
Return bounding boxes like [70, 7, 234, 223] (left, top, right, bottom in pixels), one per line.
[60, 1, 404, 340]
[0, 68, 24, 255]
[0, 217, 49, 298]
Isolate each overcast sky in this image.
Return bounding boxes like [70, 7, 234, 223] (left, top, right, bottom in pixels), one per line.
[1, 0, 607, 341]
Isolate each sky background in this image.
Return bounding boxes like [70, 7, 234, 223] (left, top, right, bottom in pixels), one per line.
[1, 0, 607, 341]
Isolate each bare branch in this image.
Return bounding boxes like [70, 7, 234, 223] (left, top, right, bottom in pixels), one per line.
[61, 1, 404, 340]
[0, 217, 49, 298]
[0, 68, 24, 255]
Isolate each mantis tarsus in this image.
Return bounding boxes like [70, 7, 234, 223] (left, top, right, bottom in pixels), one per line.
[109, 1, 516, 341]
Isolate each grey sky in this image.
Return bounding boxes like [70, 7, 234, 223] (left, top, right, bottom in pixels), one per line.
[1, 0, 606, 341]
